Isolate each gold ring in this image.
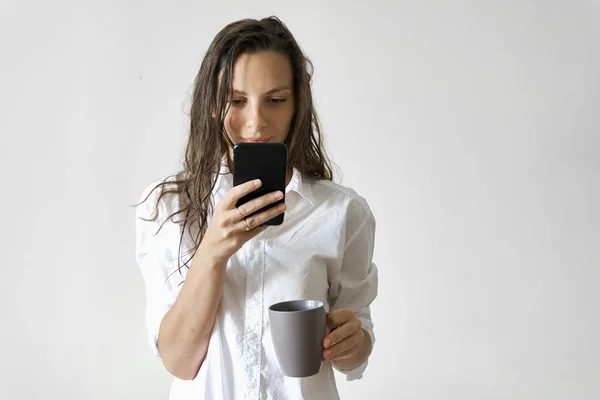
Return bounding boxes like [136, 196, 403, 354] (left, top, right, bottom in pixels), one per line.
[236, 207, 245, 218]
[244, 218, 251, 231]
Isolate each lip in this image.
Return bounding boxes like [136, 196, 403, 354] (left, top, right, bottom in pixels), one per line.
[241, 137, 272, 143]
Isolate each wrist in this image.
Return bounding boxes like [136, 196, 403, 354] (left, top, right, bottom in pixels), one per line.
[192, 245, 227, 271]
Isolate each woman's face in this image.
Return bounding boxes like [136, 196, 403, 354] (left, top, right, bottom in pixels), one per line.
[223, 51, 295, 150]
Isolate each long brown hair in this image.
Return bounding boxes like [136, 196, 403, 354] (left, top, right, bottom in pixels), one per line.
[139, 16, 333, 273]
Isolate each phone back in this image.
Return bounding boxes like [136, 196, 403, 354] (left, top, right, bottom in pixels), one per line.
[233, 142, 287, 226]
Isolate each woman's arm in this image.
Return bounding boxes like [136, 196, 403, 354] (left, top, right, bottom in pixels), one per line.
[137, 179, 286, 380]
[324, 196, 379, 379]
[156, 253, 225, 380]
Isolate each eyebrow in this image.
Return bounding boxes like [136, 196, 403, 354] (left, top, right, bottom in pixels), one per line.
[232, 87, 292, 96]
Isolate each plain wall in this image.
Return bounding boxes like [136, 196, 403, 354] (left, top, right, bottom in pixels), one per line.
[1, 0, 599, 399]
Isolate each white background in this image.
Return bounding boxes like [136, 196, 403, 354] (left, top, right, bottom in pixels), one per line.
[1, 0, 599, 399]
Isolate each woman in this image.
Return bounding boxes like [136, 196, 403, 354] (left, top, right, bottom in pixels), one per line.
[136, 16, 378, 399]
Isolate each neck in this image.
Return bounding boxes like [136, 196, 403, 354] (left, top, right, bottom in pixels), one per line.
[286, 167, 293, 187]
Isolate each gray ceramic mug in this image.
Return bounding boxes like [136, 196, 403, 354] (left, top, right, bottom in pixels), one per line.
[268, 300, 326, 377]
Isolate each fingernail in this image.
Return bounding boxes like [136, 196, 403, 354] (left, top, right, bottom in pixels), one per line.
[274, 191, 283, 199]
[254, 179, 261, 187]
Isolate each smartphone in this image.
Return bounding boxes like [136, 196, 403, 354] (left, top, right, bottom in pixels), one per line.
[232, 142, 288, 226]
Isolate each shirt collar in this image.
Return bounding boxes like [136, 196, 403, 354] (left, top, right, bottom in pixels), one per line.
[215, 157, 314, 207]
[214, 157, 233, 189]
[286, 166, 315, 207]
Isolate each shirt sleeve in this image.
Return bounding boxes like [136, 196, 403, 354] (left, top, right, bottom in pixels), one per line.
[328, 198, 379, 381]
[135, 182, 182, 358]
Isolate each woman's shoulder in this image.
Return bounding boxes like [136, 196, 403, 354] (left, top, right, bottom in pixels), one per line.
[309, 178, 375, 224]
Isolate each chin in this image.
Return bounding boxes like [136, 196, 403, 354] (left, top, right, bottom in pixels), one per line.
[237, 136, 285, 144]
[240, 138, 272, 143]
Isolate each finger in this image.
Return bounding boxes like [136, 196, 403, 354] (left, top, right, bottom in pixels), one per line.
[243, 202, 286, 229]
[323, 316, 361, 348]
[221, 179, 262, 209]
[222, 203, 248, 226]
[234, 190, 284, 221]
[244, 224, 269, 239]
[326, 309, 355, 331]
[323, 330, 364, 361]
[230, 202, 285, 233]
[328, 346, 359, 362]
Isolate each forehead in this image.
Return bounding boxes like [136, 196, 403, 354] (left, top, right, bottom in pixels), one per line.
[231, 51, 293, 91]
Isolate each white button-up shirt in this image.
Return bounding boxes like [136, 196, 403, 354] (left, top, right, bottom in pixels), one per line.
[135, 163, 378, 400]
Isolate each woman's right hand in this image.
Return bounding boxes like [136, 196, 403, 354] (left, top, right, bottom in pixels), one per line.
[196, 179, 286, 266]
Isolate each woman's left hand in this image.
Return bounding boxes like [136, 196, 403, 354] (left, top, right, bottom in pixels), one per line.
[322, 309, 365, 362]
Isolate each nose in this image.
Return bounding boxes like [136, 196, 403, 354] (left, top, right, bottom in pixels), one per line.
[246, 103, 267, 132]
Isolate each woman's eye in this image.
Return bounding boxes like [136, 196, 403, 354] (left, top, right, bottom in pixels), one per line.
[268, 98, 286, 104]
[230, 99, 245, 106]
